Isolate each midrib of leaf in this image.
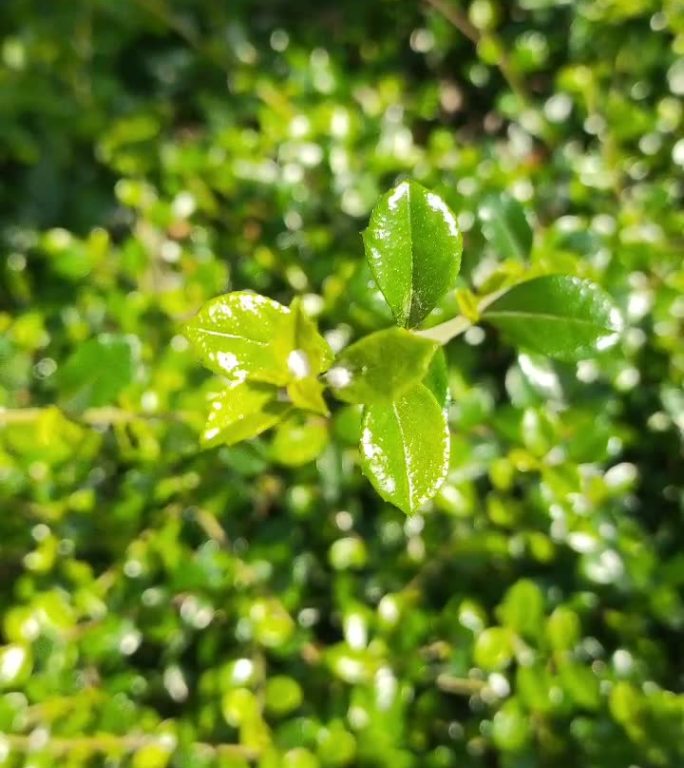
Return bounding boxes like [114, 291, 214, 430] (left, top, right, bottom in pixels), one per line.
[484, 310, 613, 331]
[192, 326, 270, 346]
[392, 399, 414, 508]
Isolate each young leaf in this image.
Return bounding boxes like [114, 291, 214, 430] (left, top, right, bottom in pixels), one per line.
[184, 292, 294, 385]
[360, 384, 450, 514]
[362, 180, 463, 328]
[202, 380, 290, 447]
[327, 327, 438, 405]
[57, 334, 138, 409]
[290, 297, 334, 376]
[287, 377, 329, 416]
[478, 193, 533, 261]
[482, 275, 623, 362]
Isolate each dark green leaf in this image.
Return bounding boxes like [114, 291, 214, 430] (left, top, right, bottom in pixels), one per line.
[483, 275, 623, 361]
[478, 193, 533, 260]
[360, 384, 450, 514]
[362, 180, 463, 328]
[57, 334, 138, 409]
[327, 327, 438, 404]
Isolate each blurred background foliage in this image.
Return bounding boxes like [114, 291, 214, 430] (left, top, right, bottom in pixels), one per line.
[1, 0, 683, 766]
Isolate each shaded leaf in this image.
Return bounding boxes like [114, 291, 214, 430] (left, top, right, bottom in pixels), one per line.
[478, 193, 533, 260]
[328, 327, 438, 404]
[57, 334, 138, 409]
[422, 348, 450, 408]
[360, 383, 449, 514]
[483, 275, 623, 361]
[362, 180, 462, 327]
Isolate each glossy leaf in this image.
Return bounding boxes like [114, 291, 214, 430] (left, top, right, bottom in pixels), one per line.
[327, 327, 438, 404]
[362, 180, 463, 327]
[202, 381, 290, 448]
[184, 292, 294, 385]
[483, 275, 623, 361]
[360, 383, 450, 514]
[57, 334, 137, 408]
[478, 193, 533, 260]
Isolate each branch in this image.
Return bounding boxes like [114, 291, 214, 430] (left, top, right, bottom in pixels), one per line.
[423, 0, 529, 106]
[1, 733, 259, 760]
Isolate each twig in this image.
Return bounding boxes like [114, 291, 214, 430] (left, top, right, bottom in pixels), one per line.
[0, 733, 259, 760]
[0, 406, 192, 428]
[423, 0, 529, 106]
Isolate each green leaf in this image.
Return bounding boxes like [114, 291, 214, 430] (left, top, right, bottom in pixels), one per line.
[422, 348, 450, 408]
[482, 275, 623, 361]
[290, 297, 334, 375]
[264, 676, 303, 717]
[327, 327, 438, 405]
[360, 383, 450, 514]
[184, 291, 294, 385]
[202, 381, 290, 447]
[362, 180, 463, 328]
[271, 415, 329, 466]
[497, 579, 545, 639]
[478, 193, 533, 260]
[491, 701, 531, 752]
[57, 334, 138, 408]
[287, 377, 329, 416]
[473, 627, 514, 671]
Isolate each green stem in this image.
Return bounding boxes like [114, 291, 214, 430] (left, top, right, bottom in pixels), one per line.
[415, 315, 472, 344]
[0, 406, 192, 427]
[0, 733, 259, 760]
[415, 287, 510, 345]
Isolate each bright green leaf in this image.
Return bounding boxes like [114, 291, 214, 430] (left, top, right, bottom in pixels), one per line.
[271, 416, 329, 466]
[328, 328, 438, 404]
[290, 297, 334, 376]
[474, 627, 514, 671]
[360, 383, 450, 514]
[483, 275, 623, 361]
[202, 381, 289, 448]
[57, 333, 138, 408]
[491, 700, 531, 752]
[497, 579, 545, 639]
[478, 193, 533, 260]
[287, 377, 329, 416]
[362, 180, 463, 328]
[184, 291, 294, 385]
[264, 676, 303, 716]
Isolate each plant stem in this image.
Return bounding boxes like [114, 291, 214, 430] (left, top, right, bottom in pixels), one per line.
[423, 0, 530, 107]
[0, 406, 192, 427]
[0, 733, 259, 760]
[415, 315, 472, 344]
[414, 286, 511, 345]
